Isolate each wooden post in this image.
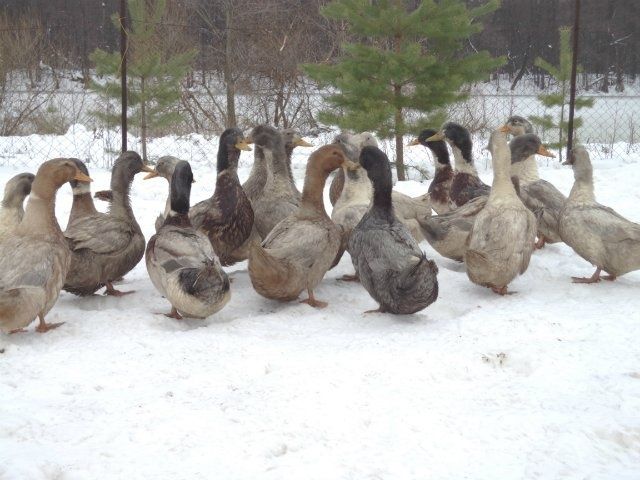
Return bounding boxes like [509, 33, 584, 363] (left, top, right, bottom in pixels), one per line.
[566, 0, 581, 159]
[120, 0, 128, 152]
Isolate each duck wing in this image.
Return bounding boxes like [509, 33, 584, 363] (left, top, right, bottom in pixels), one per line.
[0, 239, 59, 290]
[567, 203, 640, 244]
[65, 213, 136, 255]
[149, 227, 216, 272]
[263, 216, 338, 269]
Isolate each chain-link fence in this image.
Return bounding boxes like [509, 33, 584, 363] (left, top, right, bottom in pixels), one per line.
[1, 85, 638, 175]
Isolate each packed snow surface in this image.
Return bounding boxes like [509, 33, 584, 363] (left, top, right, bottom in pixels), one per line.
[1, 141, 639, 480]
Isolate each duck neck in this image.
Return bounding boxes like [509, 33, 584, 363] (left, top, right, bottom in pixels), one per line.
[19, 181, 61, 235]
[371, 175, 394, 218]
[340, 167, 372, 205]
[301, 164, 330, 217]
[452, 146, 477, 175]
[217, 146, 240, 175]
[568, 172, 596, 203]
[109, 178, 135, 218]
[248, 149, 267, 181]
[285, 145, 297, 187]
[510, 155, 540, 184]
[490, 154, 518, 200]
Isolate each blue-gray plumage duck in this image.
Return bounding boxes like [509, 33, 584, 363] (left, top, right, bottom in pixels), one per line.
[349, 146, 439, 314]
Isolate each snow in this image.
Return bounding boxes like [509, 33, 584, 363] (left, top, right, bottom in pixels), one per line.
[1, 139, 640, 480]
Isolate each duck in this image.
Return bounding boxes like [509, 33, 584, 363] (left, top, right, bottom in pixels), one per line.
[248, 144, 357, 307]
[0, 172, 35, 241]
[248, 125, 299, 238]
[67, 158, 99, 226]
[329, 132, 376, 206]
[349, 146, 439, 314]
[508, 133, 565, 248]
[464, 129, 536, 295]
[427, 122, 490, 208]
[280, 128, 312, 201]
[189, 128, 254, 266]
[558, 146, 640, 283]
[146, 161, 230, 319]
[417, 194, 488, 262]
[0, 159, 92, 333]
[63, 151, 154, 296]
[408, 129, 454, 214]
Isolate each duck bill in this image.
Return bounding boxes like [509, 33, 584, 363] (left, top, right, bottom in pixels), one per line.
[294, 137, 313, 147]
[425, 131, 445, 142]
[143, 171, 160, 180]
[140, 164, 156, 175]
[537, 145, 556, 158]
[407, 138, 420, 147]
[343, 160, 360, 171]
[498, 125, 511, 133]
[235, 139, 252, 151]
[74, 170, 93, 182]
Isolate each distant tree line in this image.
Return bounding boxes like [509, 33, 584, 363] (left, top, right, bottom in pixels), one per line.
[1, 0, 639, 94]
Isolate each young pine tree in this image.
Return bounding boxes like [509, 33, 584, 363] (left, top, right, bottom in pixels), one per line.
[530, 27, 594, 162]
[90, 0, 196, 161]
[304, 0, 503, 180]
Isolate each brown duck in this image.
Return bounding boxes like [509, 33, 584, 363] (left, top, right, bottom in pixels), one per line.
[0, 159, 92, 333]
[189, 127, 254, 266]
[249, 145, 358, 308]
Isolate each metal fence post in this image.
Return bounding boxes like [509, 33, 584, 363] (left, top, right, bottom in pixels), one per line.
[120, 0, 128, 152]
[566, 0, 581, 159]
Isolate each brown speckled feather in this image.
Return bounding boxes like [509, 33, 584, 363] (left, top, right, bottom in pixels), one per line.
[449, 172, 490, 208]
[189, 171, 254, 266]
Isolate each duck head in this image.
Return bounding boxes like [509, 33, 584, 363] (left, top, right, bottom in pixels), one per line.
[32, 158, 92, 199]
[502, 116, 534, 137]
[509, 134, 555, 164]
[144, 156, 181, 181]
[2, 172, 35, 207]
[309, 144, 357, 174]
[564, 146, 592, 181]
[354, 132, 378, 149]
[333, 133, 360, 162]
[169, 161, 194, 215]
[68, 158, 92, 195]
[217, 127, 251, 173]
[428, 122, 472, 163]
[280, 128, 312, 150]
[408, 128, 451, 166]
[110, 151, 154, 191]
[248, 125, 283, 152]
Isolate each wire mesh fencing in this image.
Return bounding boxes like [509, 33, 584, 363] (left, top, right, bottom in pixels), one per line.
[1, 85, 638, 180]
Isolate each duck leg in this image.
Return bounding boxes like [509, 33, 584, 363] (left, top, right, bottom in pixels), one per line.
[164, 307, 183, 320]
[104, 281, 135, 296]
[572, 267, 602, 284]
[364, 306, 386, 314]
[339, 273, 359, 282]
[299, 289, 328, 309]
[534, 234, 546, 249]
[491, 285, 509, 295]
[35, 314, 64, 333]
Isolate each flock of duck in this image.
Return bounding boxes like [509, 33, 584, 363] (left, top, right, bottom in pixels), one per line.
[1, 117, 639, 333]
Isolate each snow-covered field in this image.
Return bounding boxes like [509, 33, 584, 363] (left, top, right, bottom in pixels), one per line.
[1, 141, 640, 479]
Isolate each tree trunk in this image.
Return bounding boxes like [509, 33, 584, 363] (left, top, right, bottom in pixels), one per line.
[141, 77, 148, 162]
[394, 96, 406, 181]
[224, 6, 236, 128]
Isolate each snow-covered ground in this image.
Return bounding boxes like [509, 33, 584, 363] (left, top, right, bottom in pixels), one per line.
[1, 141, 640, 480]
